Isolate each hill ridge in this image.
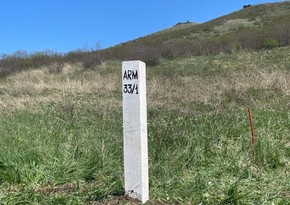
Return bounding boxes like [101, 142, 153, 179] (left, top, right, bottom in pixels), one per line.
[101, 1, 290, 65]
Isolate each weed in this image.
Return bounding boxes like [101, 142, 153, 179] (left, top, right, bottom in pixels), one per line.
[218, 180, 249, 205]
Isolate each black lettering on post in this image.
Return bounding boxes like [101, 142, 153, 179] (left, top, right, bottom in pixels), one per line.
[123, 70, 138, 80]
[123, 84, 128, 93]
[123, 70, 128, 80]
[132, 70, 138, 79]
[134, 84, 138, 94]
[127, 70, 132, 80]
[128, 84, 132, 94]
[123, 84, 139, 94]
[123, 69, 139, 94]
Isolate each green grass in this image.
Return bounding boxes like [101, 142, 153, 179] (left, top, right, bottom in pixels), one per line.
[0, 102, 124, 204]
[148, 106, 289, 204]
[0, 47, 290, 204]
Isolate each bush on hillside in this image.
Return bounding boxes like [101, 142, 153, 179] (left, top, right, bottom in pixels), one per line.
[64, 50, 102, 70]
[0, 49, 103, 77]
[0, 50, 62, 77]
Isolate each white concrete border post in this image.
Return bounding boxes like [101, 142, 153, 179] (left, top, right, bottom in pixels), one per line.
[122, 61, 149, 203]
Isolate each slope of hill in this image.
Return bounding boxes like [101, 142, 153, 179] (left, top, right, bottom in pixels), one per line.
[1, 1, 290, 76]
[0, 2, 290, 204]
[101, 1, 290, 64]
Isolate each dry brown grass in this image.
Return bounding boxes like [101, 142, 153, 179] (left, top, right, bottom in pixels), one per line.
[147, 68, 290, 110]
[1, 48, 290, 113]
[214, 19, 255, 33]
[0, 62, 121, 110]
[0, 65, 288, 112]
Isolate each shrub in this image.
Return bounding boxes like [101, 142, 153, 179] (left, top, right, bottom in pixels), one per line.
[263, 38, 280, 49]
[64, 50, 102, 70]
[47, 61, 64, 74]
[0, 50, 63, 77]
[81, 51, 102, 70]
[134, 46, 161, 66]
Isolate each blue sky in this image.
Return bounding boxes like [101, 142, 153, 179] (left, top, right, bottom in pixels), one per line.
[0, 0, 286, 54]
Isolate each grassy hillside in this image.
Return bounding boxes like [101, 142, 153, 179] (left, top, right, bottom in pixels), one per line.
[0, 1, 289, 204]
[1, 1, 290, 76]
[0, 47, 289, 204]
[102, 1, 290, 64]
